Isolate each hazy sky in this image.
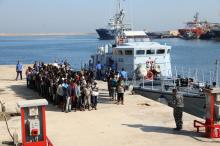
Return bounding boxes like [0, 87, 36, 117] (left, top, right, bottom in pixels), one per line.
[0, 0, 220, 33]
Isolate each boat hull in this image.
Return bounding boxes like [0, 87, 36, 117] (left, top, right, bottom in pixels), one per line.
[199, 31, 215, 40]
[178, 28, 204, 39]
[134, 87, 205, 118]
[96, 29, 116, 40]
[212, 29, 220, 39]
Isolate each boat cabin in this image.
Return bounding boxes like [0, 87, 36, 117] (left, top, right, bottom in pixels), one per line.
[91, 31, 172, 78]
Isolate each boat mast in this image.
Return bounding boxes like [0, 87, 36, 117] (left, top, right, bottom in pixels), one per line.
[194, 12, 199, 23]
[117, 0, 121, 13]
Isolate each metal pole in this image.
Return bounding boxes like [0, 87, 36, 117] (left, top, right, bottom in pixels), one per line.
[189, 68, 191, 78]
[132, 72, 136, 87]
[151, 79, 153, 90]
[187, 68, 190, 94]
[173, 78, 176, 89]
[215, 60, 219, 87]
[181, 66, 184, 78]
[202, 69, 205, 83]
[195, 68, 198, 82]
[118, 0, 121, 12]
[161, 76, 164, 92]
[142, 76, 144, 88]
[175, 66, 177, 78]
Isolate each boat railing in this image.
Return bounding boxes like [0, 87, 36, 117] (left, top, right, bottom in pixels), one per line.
[129, 64, 220, 94]
[127, 72, 174, 91]
[172, 65, 219, 86]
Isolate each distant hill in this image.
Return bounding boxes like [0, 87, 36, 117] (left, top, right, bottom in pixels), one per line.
[0, 32, 96, 36]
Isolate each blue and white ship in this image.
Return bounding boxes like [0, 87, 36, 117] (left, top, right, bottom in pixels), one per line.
[90, 29, 215, 118]
[96, 0, 131, 40]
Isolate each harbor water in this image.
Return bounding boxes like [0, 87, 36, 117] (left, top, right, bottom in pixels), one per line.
[0, 34, 220, 83]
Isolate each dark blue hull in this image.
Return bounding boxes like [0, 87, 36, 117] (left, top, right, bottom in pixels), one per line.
[96, 29, 116, 40]
[213, 29, 220, 39]
[199, 31, 215, 40]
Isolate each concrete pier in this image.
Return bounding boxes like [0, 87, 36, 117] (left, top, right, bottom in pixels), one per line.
[0, 65, 220, 146]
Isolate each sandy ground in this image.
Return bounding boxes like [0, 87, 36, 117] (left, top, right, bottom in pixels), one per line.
[0, 65, 220, 146]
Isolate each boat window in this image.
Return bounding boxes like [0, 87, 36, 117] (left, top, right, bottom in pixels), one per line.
[143, 38, 149, 42]
[146, 49, 155, 55]
[125, 50, 133, 55]
[127, 38, 134, 42]
[167, 49, 171, 54]
[136, 50, 145, 55]
[117, 50, 123, 55]
[157, 49, 165, 54]
[135, 38, 142, 42]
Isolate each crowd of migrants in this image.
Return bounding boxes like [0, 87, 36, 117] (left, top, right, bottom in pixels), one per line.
[25, 61, 99, 112]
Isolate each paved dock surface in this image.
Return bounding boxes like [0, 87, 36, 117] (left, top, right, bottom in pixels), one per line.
[0, 65, 220, 146]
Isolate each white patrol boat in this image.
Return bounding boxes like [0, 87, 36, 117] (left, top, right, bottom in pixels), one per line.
[90, 30, 211, 118]
[91, 30, 172, 79]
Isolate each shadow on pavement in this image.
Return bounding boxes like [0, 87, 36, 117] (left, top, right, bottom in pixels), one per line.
[9, 84, 40, 100]
[122, 124, 220, 143]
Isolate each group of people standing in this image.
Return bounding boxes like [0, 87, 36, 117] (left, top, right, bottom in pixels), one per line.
[105, 68, 127, 105]
[95, 61, 128, 105]
[25, 60, 99, 113]
[17, 60, 183, 131]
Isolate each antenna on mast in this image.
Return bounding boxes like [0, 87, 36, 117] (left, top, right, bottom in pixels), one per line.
[194, 12, 199, 23]
[117, 0, 121, 13]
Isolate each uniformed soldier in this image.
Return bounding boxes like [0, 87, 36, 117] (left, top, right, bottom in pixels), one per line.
[172, 88, 184, 131]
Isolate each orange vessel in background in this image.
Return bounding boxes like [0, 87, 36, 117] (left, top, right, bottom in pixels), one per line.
[178, 13, 210, 39]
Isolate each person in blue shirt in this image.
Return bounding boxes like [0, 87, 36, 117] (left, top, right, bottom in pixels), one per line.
[62, 79, 70, 112]
[16, 60, 23, 80]
[96, 61, 102, 80]
[120, 68, 128, 81]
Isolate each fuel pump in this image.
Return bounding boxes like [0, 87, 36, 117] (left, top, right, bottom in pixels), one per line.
[17, 99, 53, 146]
[194, 87, 220, 138]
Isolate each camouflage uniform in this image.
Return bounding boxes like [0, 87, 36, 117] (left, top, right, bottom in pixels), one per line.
[172, 92, 184, 129]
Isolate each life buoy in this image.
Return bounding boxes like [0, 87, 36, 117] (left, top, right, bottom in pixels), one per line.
[146, 71, 153, 80]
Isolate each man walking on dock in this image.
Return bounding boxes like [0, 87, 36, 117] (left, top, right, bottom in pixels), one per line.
[16, 60, 23, 80]
[96, 61, 102, 80]
[172, 88, 184, 131]
[120, 68, 128, 81]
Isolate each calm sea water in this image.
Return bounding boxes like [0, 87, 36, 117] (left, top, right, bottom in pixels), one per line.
[0, 35, 220, 83]
[0, 35, 110, 68]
